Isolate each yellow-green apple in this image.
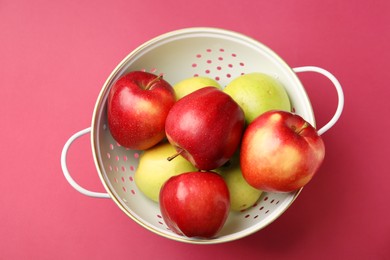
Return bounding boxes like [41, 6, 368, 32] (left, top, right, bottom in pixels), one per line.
[134, 142, 197, 202]
[224, 72, 291, 125]
[173, 76, 222, 100]
[165, 87, 245, 170]
[107, 71, 175, 150]
[159, 171, 230, 238]
[218, 154, 262, 211]
[240, 110, 325, 192]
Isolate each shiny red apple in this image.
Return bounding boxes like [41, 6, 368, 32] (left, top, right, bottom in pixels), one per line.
[240, 110, 325, 192]
[165, 87, 245, 170]
[159, 171, 230, 238]
[107, 71, 176, 150]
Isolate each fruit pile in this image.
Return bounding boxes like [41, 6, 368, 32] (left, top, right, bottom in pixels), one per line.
[107, 70, 325, 239]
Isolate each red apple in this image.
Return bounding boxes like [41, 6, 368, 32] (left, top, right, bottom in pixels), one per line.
[107, 71, 176, 150]
[159, 171, 230, 238]
[240, 110, 325, 192]
[165, 87, 245, 170]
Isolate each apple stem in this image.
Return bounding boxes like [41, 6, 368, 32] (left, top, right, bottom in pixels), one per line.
[167, 148, 184, 161]
[296, 122, 309, 135]
[145, 75, 163, 90]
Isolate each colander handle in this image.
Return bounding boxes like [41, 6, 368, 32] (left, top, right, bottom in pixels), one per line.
[293, 66, 344, 135]
[61, 127, 110, 199]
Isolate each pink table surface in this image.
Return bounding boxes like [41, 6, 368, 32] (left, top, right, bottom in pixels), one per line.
[1, 0, 389, 259]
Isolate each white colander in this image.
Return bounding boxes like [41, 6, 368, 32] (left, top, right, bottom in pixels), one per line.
[61, 27, 344, 244]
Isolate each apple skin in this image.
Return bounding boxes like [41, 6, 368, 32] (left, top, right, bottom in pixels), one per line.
[165, 87, 245, 170]
[135, 142, 197, 202]
[217, 153, 262, 211]
[240, 110, 325, 192]
[224, 72, 291, 125]
[107, 71, 176, 150]
[173, 76, 222, 100]
[159, 171, 230, 238]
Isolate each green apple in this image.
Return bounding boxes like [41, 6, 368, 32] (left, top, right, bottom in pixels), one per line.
[173, 76, 222, 100]
[223, 72, 291, 125]
[135, 142, 197, 202]
[218, 154, 262, 211]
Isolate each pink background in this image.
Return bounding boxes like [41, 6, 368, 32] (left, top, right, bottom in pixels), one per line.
[1, 0, 389, 259]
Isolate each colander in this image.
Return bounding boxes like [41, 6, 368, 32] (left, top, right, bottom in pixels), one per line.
[61, 27, 344, 244]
